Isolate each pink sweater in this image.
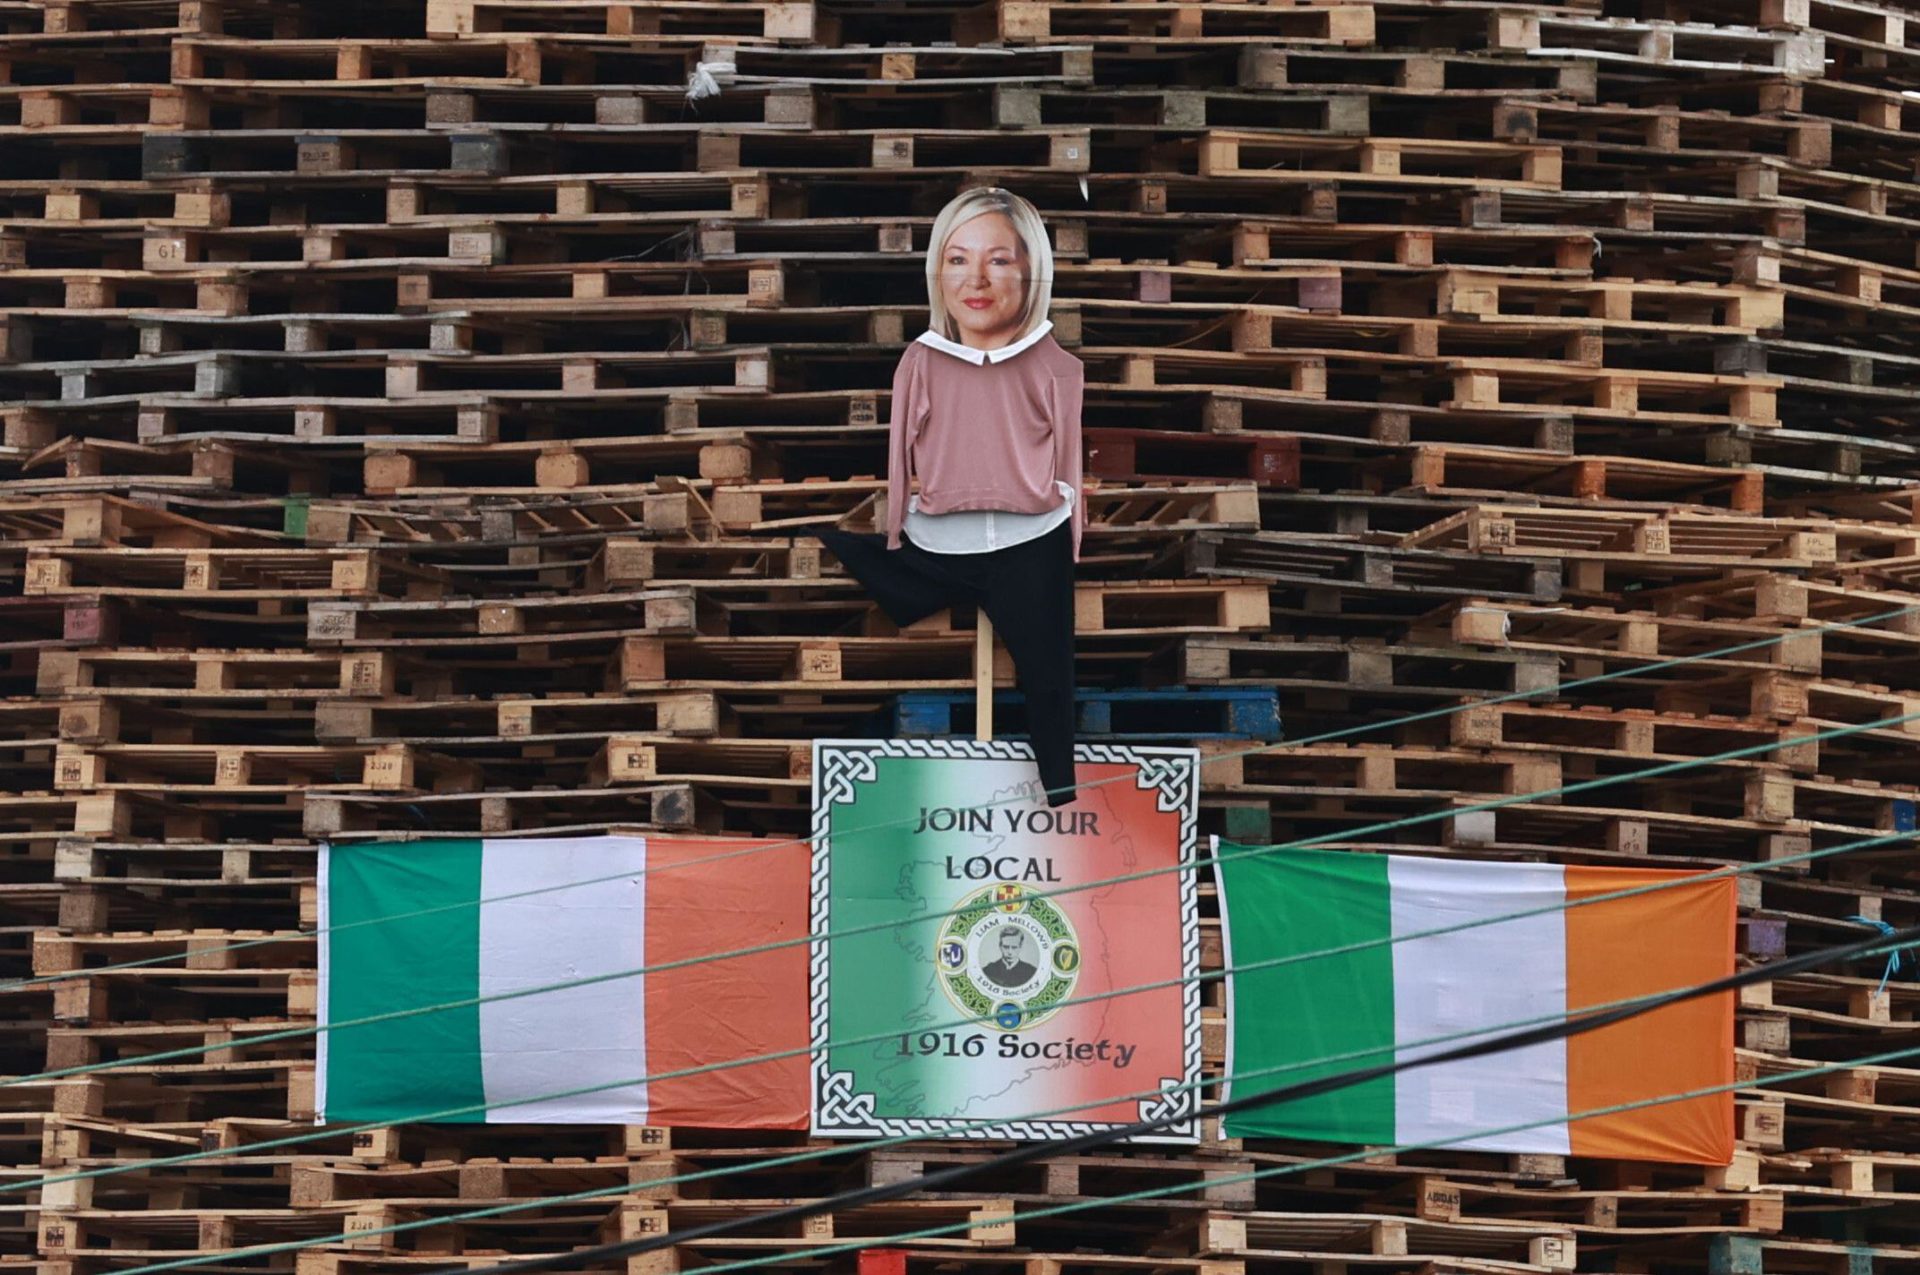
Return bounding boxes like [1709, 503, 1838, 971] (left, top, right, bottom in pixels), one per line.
[885, 330, 1088, 562]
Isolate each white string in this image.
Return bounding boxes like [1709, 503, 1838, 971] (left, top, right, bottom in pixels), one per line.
[687, 61, 735, 101]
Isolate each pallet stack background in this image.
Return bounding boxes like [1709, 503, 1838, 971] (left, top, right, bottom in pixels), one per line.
[2, 0, 1919, 1271]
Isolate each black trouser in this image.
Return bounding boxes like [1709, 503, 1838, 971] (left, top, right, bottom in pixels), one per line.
[817, 522, 1080, 807]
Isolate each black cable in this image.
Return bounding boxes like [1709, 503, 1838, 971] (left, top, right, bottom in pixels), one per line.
[435, 919, 1920, 1275]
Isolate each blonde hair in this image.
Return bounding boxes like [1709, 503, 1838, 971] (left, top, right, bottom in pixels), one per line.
[924, 186, 1054, 344]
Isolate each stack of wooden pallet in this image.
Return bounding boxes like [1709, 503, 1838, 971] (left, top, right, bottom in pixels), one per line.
[3, 0, 1920, 1271]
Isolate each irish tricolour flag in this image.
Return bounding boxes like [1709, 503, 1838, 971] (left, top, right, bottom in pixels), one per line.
[318, 835, 809, 1127]
[1216, 844, 1735, 1164]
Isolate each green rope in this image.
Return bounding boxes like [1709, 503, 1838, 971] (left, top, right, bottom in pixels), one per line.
[668, 1040, 1920, 1275]
[8, 983, 1636, 1198]
[93, 1027, 1920, 1275]
[12, 824, 1915, 1198]
[8, 597, 1905, 995]
[10, 705, 1915, 1090]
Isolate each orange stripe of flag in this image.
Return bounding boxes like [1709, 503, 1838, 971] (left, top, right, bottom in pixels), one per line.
[644, 836, 812, 1130]
[1563, 865, 1736, 1164]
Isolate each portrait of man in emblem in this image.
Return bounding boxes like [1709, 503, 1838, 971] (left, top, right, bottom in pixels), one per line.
[981, 926, 1039, 989]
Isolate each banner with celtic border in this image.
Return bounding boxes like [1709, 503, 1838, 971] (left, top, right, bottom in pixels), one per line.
[809, 740, 1201, 1142]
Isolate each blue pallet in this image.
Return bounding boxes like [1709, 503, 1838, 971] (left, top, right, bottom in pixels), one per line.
[893, 686, 1281, 742]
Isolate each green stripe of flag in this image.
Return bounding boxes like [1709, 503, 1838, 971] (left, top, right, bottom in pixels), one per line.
[1219, 846, 1396, 1143]
[323, 838, 487, 1123]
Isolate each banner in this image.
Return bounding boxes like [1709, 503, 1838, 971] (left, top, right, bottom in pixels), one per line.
[1215, 841, 1735, 1164]
[809, 741, 1201, 1141]
[318, 835, 810, 1128]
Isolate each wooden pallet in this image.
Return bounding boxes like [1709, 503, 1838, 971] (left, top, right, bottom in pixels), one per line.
[1387, 445, 1765, 513]
[36, 649, 392, 699]
[1180, 637, 1561, 703]
[1086, 429, 1301, 488]
[1196, 131, 1562, 189]
[1400, 508, 1853, 568]
[1186, 533, 1564, 611]
[51, 743, 437, 795]
[894, 687, 1282, 742]
[24, 547, 450, 602]
[3, 0, 1920, 1268]
[1191, 1209, 1577, 1270]
[0, 496, 273, 550]
[1439, 702, 1819, 773]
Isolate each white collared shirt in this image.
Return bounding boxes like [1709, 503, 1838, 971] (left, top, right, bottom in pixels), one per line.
[906, 480, 1075, 554]
[913, 319, 1054, 365]
[903, 320, 1069, 554]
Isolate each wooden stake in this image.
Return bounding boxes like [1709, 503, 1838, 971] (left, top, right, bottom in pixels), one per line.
[975, 614, 995, 740]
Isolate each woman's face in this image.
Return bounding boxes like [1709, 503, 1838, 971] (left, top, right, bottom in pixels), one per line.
[937, 211, 1028, 348]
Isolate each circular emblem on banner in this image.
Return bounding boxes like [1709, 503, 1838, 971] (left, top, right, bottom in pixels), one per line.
[934, 882, 1080, 1032]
